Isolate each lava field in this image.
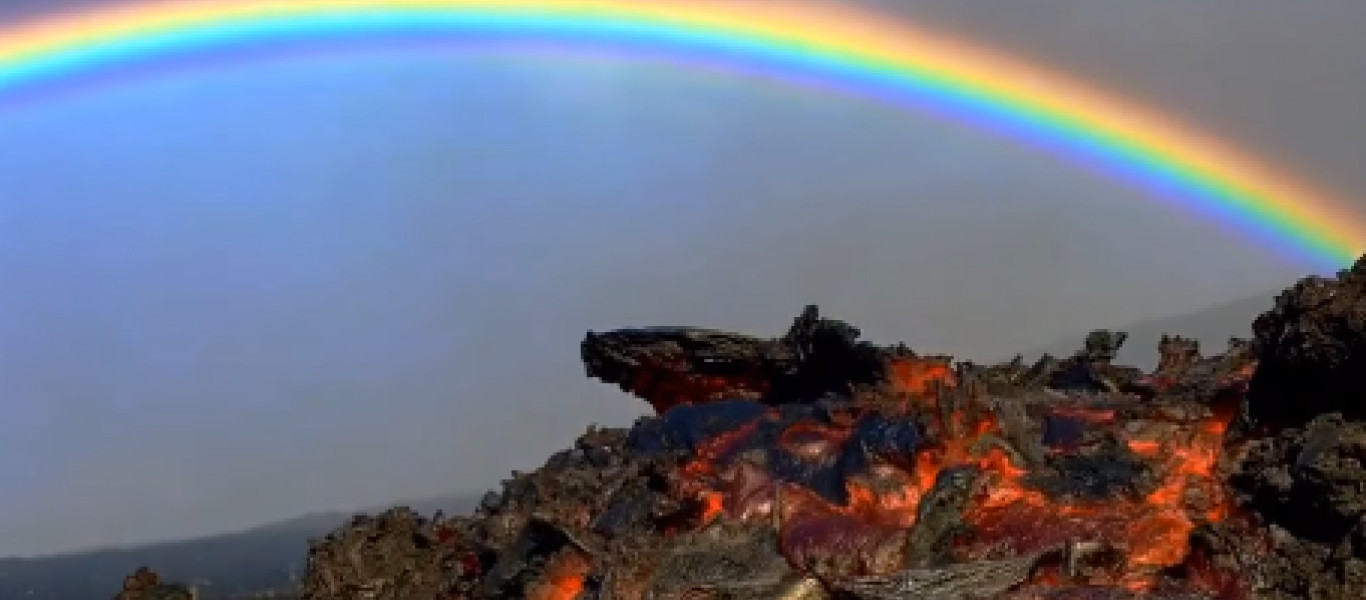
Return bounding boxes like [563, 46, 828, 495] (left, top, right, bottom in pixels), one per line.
[280, 259, 1366, 599]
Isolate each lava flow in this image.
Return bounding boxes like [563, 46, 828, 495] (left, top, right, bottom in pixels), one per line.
[561, 308, 1263, 599]
[300, 259, 1366, 600]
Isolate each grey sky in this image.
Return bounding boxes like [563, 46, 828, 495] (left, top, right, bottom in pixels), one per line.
[0, 1, 1363, 556]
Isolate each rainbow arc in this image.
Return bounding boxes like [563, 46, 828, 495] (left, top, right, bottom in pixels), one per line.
[1, 0, 1360, 269]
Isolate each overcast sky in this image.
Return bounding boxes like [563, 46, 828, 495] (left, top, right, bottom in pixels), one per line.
[0, 1, 1363, 556]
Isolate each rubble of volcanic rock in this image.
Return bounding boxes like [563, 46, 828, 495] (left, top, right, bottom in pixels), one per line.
[111, 568, 194, 600]
[286, 262, 1366, 600]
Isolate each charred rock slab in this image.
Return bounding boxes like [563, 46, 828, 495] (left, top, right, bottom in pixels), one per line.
[832, 551, 1050, 600]
[582, 306, 904, 413]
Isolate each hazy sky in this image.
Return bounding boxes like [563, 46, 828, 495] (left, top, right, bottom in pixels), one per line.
[1, 1, 1364, 556]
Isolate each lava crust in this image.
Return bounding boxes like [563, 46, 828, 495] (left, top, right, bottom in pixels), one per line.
[269, 260, 1366, 599]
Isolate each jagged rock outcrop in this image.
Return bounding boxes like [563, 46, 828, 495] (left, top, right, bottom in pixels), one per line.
[111, 568, 193, 600]
[1246, 255, 1366, 426]
[301, 508, 465, 600]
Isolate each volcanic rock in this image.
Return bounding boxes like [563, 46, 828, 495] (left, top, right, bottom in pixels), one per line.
[1246, 255, 1366, 426]
[258, 263, 1366, 600]
[111, 568, 193, 600]
[301, 507, 466, 600]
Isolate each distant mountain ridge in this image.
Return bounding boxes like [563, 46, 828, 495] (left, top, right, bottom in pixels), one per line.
[0, 493, 481, 600]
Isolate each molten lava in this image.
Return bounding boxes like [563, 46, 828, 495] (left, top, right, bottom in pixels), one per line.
[292, 249, 1366, 600]
[526, 550, 592, 600]
[592, 318, 1262, 598]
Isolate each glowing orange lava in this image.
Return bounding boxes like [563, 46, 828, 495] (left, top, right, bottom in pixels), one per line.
[526, 550, 591, 600]
[631, 344, 1252, 597]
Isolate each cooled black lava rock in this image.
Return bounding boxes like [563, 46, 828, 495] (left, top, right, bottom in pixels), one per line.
[111, 568, 193, 600]
[1247, 256, 1366, 426]
[626, 399, 928, 507]
[1030, 445, 1151, 501]
[626, 400, 771, 456]
[1229, 414, 1366, 543]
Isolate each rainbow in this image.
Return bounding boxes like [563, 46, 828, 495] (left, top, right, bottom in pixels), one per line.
[1, 0, 1361, 269]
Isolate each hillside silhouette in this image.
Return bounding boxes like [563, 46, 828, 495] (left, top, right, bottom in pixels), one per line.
[0, 494, 479, 600]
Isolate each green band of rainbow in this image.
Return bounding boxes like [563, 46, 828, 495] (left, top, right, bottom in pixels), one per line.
[1, 0, 1361, 270]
